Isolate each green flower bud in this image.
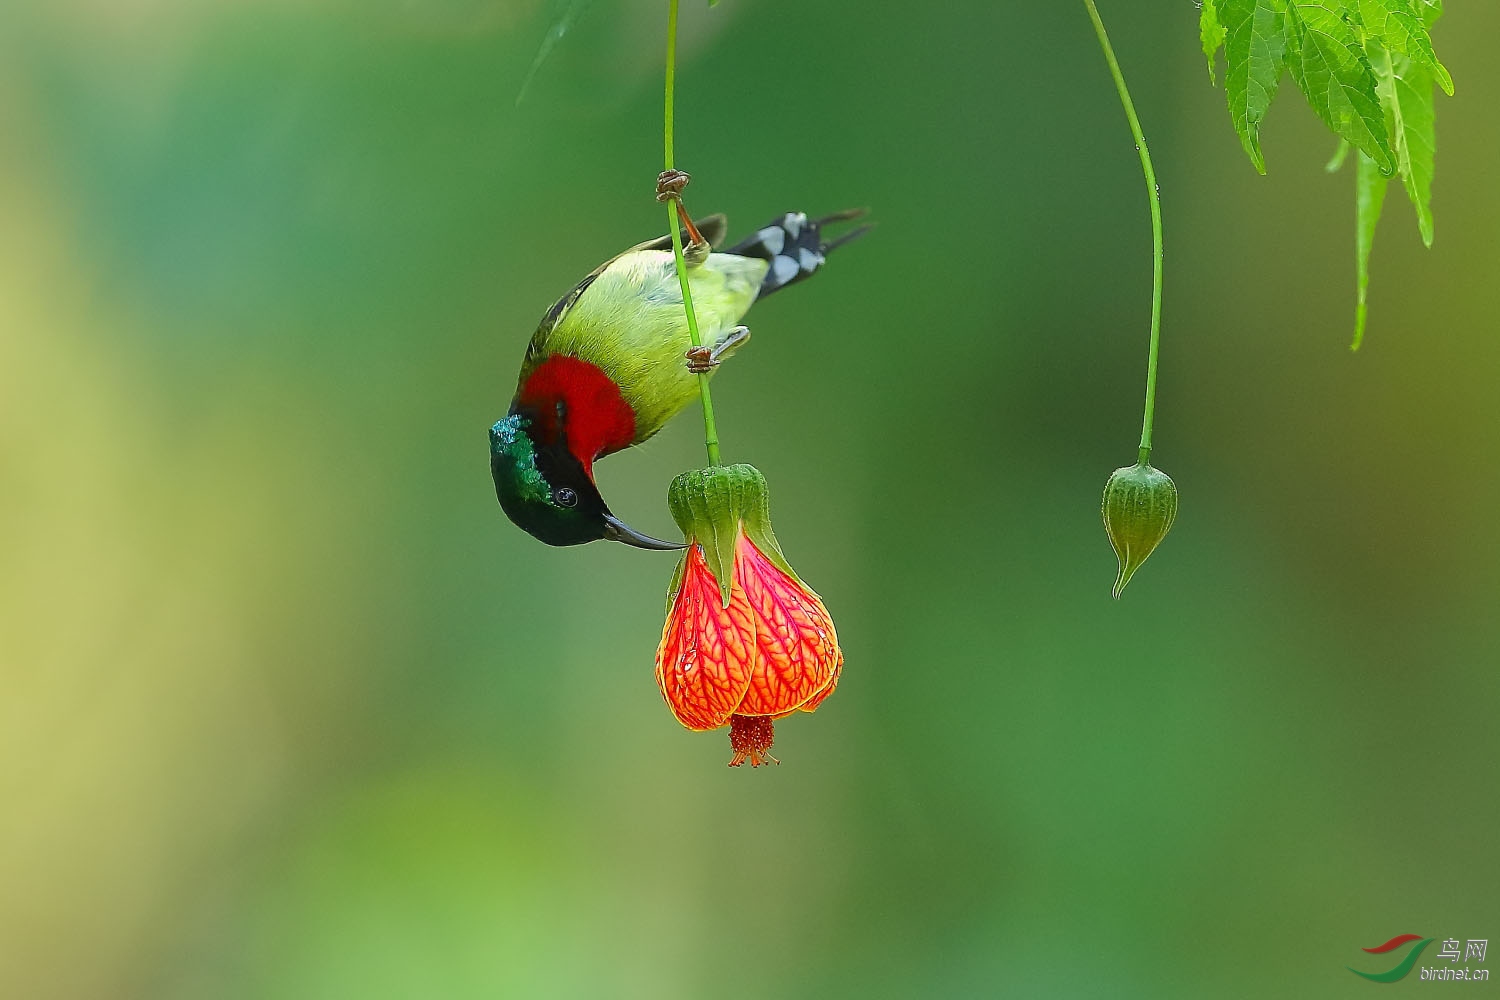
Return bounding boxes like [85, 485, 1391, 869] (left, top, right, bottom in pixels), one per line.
[667, 463, 799, 608]
[1101, 461, 1178, 599]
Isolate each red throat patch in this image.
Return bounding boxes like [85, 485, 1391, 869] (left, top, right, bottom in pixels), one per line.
[517, 356, 637, 475]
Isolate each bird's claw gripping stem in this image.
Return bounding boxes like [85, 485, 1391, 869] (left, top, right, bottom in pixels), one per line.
[654, 168, 691, 202]
[684, 326, 750, 373]
[656, 168, 711, 266]
[684, 346, 716, 374]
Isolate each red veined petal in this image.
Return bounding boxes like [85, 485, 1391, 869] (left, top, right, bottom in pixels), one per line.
[797, 644, 843, 715]
[732, 535, 841, 718]
[654, 544, 756, 731]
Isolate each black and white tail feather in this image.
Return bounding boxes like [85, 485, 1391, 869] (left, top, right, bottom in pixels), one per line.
[728, 209, 871, 297]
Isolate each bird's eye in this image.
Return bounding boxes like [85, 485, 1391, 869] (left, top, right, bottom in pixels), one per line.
[555, 487, 578, 508]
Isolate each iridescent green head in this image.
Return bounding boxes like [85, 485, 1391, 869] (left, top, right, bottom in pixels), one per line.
[489, 413, 682, 550]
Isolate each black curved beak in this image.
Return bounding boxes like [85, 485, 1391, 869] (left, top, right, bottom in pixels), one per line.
[602, 514, 686, 551]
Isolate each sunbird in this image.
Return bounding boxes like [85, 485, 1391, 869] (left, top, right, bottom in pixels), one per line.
[491, 198, 868, 548]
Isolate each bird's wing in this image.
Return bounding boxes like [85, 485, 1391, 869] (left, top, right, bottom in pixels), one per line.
[523, 216, 730, 376]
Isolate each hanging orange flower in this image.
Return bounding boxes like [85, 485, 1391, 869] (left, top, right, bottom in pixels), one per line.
[654, 465, 842, 766]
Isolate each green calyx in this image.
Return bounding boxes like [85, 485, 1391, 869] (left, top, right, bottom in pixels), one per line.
[1102, 462, 1178, 599]
[667, 463, 799, 608]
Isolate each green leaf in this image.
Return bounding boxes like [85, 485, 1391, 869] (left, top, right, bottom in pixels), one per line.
[1325, 138, 1351, 172]
[1356, 0, 1453, 95]
[1285, 3, 1395, 175]
[1201, 0, 1228, 85]
[1391, 61, 1435, 245]
[1372, 0, 1442, 247]
[1204, 0, 1451, 347]
[1372, 45, 1436, 245]
[1219, 0, 1294, 173]
[1353, 150, 1388, 350]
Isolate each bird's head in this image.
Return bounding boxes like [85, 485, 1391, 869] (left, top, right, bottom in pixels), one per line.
[489, 414, 682, 550]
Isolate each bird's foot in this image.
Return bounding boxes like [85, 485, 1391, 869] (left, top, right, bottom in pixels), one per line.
[655, 169, 711, 266]
[655, 169, 691, 202]
[684, 346, 717, 374]
[684, 326, 750, 374]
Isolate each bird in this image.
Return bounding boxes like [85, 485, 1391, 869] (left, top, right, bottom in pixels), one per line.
[490, 202, 869, 549]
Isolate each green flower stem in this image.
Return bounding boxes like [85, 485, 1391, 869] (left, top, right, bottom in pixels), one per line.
[664, 0, 721, 467]
[1083, 0, 1163, 467]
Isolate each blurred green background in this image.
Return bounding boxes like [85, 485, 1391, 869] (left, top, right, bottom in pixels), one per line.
[2, 1, 1497, 997]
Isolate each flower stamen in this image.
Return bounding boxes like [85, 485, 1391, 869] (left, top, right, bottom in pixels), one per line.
[728, 714, 779, 768]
